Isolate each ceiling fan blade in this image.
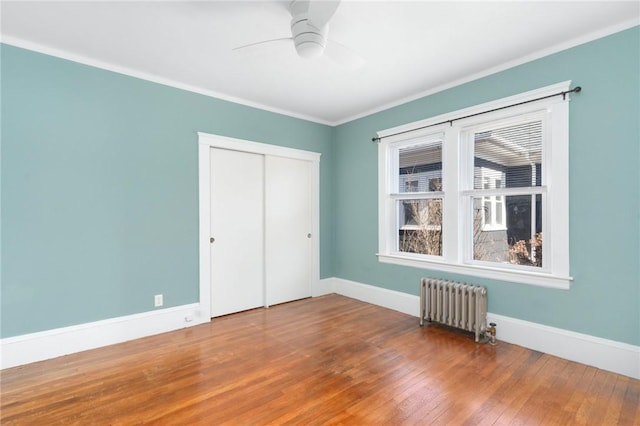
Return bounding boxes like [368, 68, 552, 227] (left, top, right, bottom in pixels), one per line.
[308, 0, 341, 29]
[233, 37, 293, 54]
[325, 39, 365, 70]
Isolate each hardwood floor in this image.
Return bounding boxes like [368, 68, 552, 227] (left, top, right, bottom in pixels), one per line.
[1, 294, 638, 425]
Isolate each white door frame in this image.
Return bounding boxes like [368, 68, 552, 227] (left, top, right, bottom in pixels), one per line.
[197, 132, 321, 320]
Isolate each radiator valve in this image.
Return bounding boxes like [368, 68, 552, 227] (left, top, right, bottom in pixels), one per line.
[487, 322, 497, 345]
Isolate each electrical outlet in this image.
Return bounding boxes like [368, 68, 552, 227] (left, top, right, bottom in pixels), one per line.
[154, 294, 163, 307]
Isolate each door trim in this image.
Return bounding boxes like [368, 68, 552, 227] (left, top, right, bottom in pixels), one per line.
[198, 132, 321, 319]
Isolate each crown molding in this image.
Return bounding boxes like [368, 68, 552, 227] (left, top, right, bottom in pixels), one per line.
[0, 36, 333, 126]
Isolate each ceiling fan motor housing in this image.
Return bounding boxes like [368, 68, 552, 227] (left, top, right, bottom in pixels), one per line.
[290, 1, 328, 59]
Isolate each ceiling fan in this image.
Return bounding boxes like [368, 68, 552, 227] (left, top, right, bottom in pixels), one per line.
[233, 0, 365, 69]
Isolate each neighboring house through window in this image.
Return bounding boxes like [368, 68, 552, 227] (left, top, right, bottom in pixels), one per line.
[377, 82, 572, 288]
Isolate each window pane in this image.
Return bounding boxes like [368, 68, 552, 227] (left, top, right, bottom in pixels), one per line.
[398, 198, 442, 255]
[474, 120, 542, 189]
[473, 195, 542, 267]
[399, 142, 442, 193]
[495, 198, 503, 224]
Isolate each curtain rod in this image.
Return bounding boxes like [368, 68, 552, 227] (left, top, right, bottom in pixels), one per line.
[371, 86, 582, 143]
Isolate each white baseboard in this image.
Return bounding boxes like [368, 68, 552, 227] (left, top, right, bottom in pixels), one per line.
[486, 313, 640, 380]
[0, 303, 207, 370]
[0, 279, 338, 370]
[334, 277, 420, 317]
[313, 277, 336, 297]
[332, 277, 640, 379]
[3, 280, 638, 379]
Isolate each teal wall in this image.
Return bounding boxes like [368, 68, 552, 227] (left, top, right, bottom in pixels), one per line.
[2, 26, 639, 347]
[333, 26, 640, 346]
[1, 44, 334, 337]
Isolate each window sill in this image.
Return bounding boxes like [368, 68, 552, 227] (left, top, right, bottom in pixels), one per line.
[377, 253, 572, 289]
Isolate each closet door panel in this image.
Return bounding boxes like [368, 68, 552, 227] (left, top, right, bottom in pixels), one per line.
[209, 148, 264, 317]
[265, 156, 312, 306]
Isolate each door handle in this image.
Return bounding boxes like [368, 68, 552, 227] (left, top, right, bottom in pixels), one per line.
[210, 237, 215, 243]
[307, 233, 312, 238]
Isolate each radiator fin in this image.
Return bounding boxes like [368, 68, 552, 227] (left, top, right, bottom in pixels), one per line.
[420, 278, 487, 342]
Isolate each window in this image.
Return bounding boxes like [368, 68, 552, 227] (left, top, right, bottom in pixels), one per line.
[395, 138, 443, 256]
[377, 82, 572, 288]
[469, 117, 542, 264]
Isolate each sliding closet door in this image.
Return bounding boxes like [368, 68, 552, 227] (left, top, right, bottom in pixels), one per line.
[209, 148, 264, 317]
[265, 155, 312, 306]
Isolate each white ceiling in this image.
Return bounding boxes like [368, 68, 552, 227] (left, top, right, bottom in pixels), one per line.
[2, 1, 638, 125]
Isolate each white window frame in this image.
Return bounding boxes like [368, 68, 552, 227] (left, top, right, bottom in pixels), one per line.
[386, 134, 445, 256]
[377, 82, 573, 289]
[462, 111, 547, 272]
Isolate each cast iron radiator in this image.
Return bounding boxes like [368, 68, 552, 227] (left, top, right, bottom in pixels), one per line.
[420, 277, 488, 342]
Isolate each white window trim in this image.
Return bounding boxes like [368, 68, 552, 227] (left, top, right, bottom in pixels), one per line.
[377, 82, 573, 289]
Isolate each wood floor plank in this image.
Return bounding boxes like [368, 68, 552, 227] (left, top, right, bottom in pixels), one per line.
[1, 294, 638, 425]
[619, 375, 640, 424]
